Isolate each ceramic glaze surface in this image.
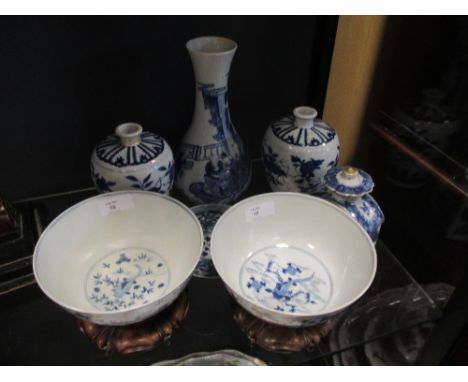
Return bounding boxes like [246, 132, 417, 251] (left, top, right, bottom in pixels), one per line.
[175, 37, 251, 204]
[324, 167, 384, 243]
[271, 115, 336, 146]
[33, 191, 203, 326]
[191, 204, 229, 278]
[241, 246, 332, 314]
[324, 167, 374, 197]
[85, 247, 169, 311]
[95, 131, 165, 167]
[211, 192, 376, 327]
[262, 107, 340, 195]
[340, 195, 384, 243]
[91, 123, 174, 194]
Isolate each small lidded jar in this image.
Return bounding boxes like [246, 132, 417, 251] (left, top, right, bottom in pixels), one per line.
[324, 166, 384, 243]
[90, 122, 174, 194]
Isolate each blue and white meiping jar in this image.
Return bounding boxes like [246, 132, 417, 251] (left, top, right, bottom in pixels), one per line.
[262, 106, 340, 195]
[175, 36, 251, 204]
[90, 122, 175, 194]
[324, 166, 384, 243]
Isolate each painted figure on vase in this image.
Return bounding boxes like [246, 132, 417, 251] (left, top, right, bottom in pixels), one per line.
[175, 36, 251, 204]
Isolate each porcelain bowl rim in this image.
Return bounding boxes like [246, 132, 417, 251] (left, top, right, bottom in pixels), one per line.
[32, 190, 204, 317]
[210, 191, 377, 320]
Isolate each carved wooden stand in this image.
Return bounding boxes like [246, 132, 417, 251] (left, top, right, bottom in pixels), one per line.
[78, 291, 189, 354]
[232, 301, 336, 353]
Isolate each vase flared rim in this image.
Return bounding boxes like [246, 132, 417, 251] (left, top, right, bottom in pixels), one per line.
[186, 36, 237, 55]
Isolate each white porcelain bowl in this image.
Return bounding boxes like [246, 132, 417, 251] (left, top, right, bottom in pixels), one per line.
[211, 192, 377, 327]
[33, 191, 203, 326]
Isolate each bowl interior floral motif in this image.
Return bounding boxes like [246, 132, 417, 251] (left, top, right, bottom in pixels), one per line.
[33, 191, 203, 326]
[85, 247, 169, 311]
[241, 245, 333, 314]
[211, 192, 377, 327]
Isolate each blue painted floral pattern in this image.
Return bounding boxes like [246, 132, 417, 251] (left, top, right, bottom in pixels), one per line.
[341, 195, 384, 242]
[261, 141, 338, 195]
[125, 161, 174, 194]
[291, 155, 325, 193]
[324, 167, 384, 242]
[261, 144, 288, 186]
[240, 247, 332, 314]
[90, 162, 116, 193]
[85, 247, 169, 311]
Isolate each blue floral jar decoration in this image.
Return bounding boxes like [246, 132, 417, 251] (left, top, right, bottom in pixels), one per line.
[324, 166, 384, 243]
[90, 122, 175, 194]
[262, 106, 340, 195]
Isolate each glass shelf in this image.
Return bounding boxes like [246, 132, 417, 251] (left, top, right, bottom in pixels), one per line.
[373, 111, 468, 198]
[369, 110, 468, 284]
[320, 247, 448, 365]
[0, 160, 442, 365]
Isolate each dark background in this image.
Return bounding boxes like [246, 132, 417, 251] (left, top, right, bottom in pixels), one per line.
[0, 16, 338, 200]
[1, 16, 468, 365]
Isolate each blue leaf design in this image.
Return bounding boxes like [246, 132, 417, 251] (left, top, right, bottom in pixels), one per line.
[291, 155, 302, 163]
[143, 173, 152, 184]
[126, 175, 139, 182]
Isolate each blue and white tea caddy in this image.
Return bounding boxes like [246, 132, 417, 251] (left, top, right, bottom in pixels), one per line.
[90, 122, 175, 194]
[324, 166, 384, 243]
[262, 106, 340, 195]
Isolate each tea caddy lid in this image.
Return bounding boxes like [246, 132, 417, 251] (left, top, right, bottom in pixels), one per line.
[324, 166, 374, 198]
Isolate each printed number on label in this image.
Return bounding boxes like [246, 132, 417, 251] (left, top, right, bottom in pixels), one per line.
[98, 194, 134, 216]
[245, 201, 275, 223]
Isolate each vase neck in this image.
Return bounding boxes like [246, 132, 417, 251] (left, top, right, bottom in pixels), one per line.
[186, 37, 238, 144]
[187, 36, 237, 87]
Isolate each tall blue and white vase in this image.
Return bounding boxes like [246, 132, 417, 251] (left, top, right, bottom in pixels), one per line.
[324, 166, 384, 243]
[262, 106, 340, 195]
[90, 122, 175, 194]
[175, 36, 251, 204]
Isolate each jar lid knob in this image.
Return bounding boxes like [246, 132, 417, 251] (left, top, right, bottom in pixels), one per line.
[343, 166, 358, 178]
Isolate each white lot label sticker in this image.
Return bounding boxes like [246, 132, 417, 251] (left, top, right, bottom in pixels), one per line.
[245, 201, 275, 223]
[98, 194, 134, 216]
